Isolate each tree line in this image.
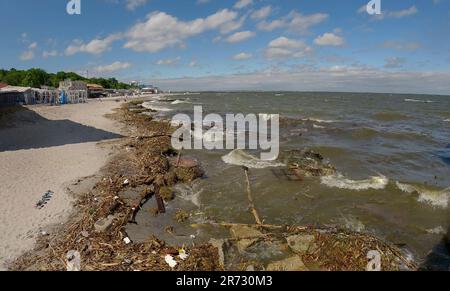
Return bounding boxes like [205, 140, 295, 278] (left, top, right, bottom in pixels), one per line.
[0, 68, 135, 90]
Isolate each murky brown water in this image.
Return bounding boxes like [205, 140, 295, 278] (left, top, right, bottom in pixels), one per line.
[137, 92, 450, 268]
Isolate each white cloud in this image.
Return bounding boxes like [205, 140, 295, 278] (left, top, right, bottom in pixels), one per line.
[358, 4, 418, 19]
[219, 15, 246, 34]
[28, 42, 38, 49]
[65, 34, 122, 56]
[42, 50, 59, 58]
[257, 11, 328, 34]
[265, 36, 312, 59]
[20, 50, 34, 61]
[371, 6, 418, 20]
[384, 57, 406, 68]
[124, 9, 240, 53]
[126, 0, 148, 11]
[155, 57, 181, 65]
[234, 0, 253, 9]
[233, 52, 253, 60]
[381, 40, 421, 51]
[95, 61, 132, 73]
[388, 6, 418, 18]
[251, 6, 272, 20]
[314, 32, 345, 46]
[226, 31, 255, 43]
[357, 5, 367, 14]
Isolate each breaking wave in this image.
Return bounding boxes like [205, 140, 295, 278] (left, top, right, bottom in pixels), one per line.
[222, 150, 285, 169]
[426, 226, 446, 235]
[141, 102, 173, 112]
[320, 174, 389, 191]
[302, 118, 336, 123]
[404, 98, 434, 103]
[396, 182, 450, 209]
[171, 99, 190, 105]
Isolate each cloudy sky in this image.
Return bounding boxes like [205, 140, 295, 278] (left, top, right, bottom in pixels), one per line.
[1, 0, 450, 94]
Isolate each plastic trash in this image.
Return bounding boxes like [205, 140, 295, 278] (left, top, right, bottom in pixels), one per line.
[66, 250, 81, 271]
[123, 237, 132, 244]
[178, 249, 189, 261]
[35, 190, 54, 209]
[165, 255, 177, 268]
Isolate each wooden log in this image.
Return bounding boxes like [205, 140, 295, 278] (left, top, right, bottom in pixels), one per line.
[243, 167, 262, 225]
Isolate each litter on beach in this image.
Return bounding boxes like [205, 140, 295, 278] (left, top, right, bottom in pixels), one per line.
[178, 249, 189, 261]
[165, 255, 178, 268]
[35, 190, 54, 209]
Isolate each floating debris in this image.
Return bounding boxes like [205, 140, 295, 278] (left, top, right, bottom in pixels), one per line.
[281, 149, 336, 179]
[222, 149, 285, 169]
[174, 209, 190, 223]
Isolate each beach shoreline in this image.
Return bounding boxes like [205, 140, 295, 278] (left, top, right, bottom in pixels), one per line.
[6, 98, 416, 271]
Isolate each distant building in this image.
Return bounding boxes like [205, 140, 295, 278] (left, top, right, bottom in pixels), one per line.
[59, 80, 87, 91]
[58, 79, 88, 103]
[87, 84, 105, 98]
[0, 83, 8, 89]
[141, 87, 160, 94]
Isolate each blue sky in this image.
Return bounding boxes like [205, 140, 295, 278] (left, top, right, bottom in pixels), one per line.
[1, 0, 450, 94]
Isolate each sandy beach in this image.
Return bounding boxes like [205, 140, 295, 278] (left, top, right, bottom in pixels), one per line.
[0, 100, 125, 269]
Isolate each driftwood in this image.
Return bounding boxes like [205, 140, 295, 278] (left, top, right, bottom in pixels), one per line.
[243, 167, 262, 225]
[192, 221, 308, 231]
[128, 185, 167, 223]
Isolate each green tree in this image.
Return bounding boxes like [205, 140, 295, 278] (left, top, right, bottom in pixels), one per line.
[0, 68, 135, 89]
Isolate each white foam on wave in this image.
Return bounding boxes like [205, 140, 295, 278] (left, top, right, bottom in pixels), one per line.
[426, 226, 446, 235]
[142, 102, 173, 112]
[321, 173, 389, 191]
[173, 183, 202, 207]
[222, 149, 285, 169]
[444, 119, 450, 122]
[302, 118, 336, 124]
[396, 182, 450, 209]
[404, 98, 434, 103]
[171, 99, 190, 105]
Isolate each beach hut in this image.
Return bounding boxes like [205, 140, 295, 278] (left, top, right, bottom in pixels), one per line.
[0, 86, 34, 105]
